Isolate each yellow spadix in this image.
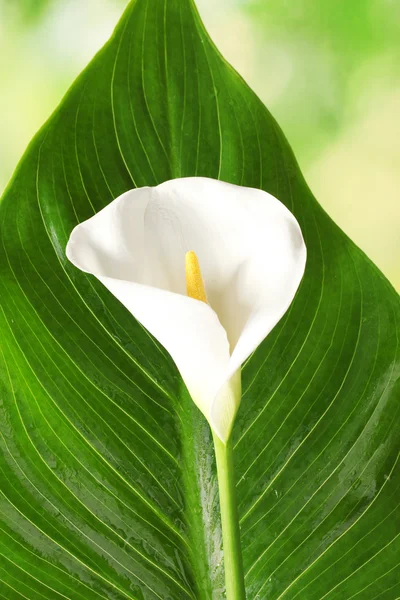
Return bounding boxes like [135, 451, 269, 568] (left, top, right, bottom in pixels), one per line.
[185, 250, 207, 303]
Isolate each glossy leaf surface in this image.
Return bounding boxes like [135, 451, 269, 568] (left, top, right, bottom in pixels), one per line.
[0, 0, 399, 598]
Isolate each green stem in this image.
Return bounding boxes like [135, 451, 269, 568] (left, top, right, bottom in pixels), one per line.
[213, 433, 246, 600]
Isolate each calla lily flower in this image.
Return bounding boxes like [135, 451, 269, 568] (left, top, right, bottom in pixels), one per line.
[66, 177, 306, 442]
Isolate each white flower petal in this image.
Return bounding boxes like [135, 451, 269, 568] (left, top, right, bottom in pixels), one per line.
[66, 177, 306, 442]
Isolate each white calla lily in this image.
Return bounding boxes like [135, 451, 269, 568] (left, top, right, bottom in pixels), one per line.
[66, 177, 306, 442]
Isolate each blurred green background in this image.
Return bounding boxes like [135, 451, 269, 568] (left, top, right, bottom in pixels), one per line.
[1, 0, 399, 289]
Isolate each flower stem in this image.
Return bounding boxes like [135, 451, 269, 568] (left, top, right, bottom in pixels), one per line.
[213, 433, 246, 600]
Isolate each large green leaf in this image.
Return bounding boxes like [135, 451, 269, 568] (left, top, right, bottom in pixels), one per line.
[0, 0, 399, 598]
